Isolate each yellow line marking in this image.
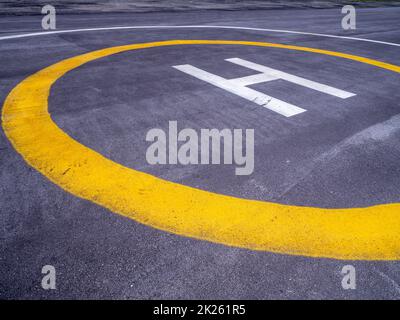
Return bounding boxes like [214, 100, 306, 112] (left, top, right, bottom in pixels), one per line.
[2, 40, 400, 260]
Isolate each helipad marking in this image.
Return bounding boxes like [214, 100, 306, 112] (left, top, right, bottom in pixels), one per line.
[229, 73, 277, 86]
[2, 40, 400, 260]
[173, 64, 305, 117]
[174, 57, 355, 117]
[227, 58, 356, 99]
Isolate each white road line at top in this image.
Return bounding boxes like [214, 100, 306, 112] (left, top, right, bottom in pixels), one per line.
[173, 64, 306, 117]
[228, 73, 277, 86]
[226, 57, 356, 99]
[0, 25, 399, 47]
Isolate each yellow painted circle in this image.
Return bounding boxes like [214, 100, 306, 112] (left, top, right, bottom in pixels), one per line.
[2, 40, 400, 260]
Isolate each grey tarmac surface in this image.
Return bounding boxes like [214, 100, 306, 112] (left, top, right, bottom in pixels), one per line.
[1, 7, 400, 299]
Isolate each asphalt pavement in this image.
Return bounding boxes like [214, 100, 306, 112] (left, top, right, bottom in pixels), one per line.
[1, 7, 400, 299]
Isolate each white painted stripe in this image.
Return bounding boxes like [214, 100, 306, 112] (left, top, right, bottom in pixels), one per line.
[173, 64, 306, 117]
[0, 25, 399, 48]
[226, 57, 356, 99]
[228, 73, 277, 86]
